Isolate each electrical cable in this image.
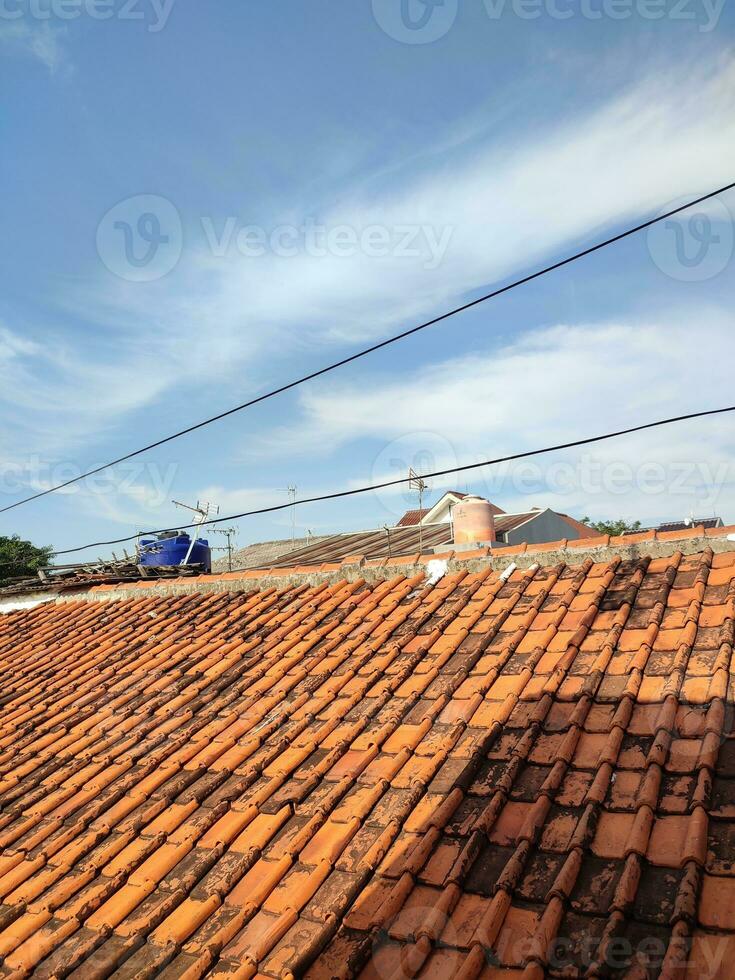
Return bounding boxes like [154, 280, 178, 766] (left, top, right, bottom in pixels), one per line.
[19, 402, 734, 562]
[2, 180, 733, 515]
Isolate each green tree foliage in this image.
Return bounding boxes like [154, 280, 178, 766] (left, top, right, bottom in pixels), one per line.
[582, 517, 643, 537]
[0, 535, 53, 584]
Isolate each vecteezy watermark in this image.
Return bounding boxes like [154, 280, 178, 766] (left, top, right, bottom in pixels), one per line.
[97, 194, 183, 282]
[482, 0, 725, 30]
[96, 194, 455, 281]
[200, 216, 454, 270]
[371, 0, 459, 44]
[0, 456, 179, 506]
[370, 431, 461, 521]
[372, 0, 725, 40]
[0, 0, 176, 32]
[367, 435, 732, 517]
[367, 905, 732, 979]
[367, 905, 732, 978]
[480, 455, 731, 508]
[647, 195, 734, 282]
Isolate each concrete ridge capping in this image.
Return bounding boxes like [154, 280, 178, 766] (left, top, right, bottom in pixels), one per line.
[67, 524, 735, 603]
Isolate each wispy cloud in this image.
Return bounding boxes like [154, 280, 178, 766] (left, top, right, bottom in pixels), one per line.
[15, 311, 732, 536]
[0, 321, 172, 462]
[263, 312, 735, 526]
[0, 21, 67, 71]
[255, 311, 734, 453]
[7, 53, 735, 483]
[74, 52, 735, 358]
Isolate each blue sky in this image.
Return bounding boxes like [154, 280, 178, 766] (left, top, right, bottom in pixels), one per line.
[1, 0, 735, 560]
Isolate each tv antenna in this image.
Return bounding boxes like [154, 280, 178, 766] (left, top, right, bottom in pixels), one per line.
[210, 526, 238, 572]
[279, 486, 297, 543]
[408, 468, 428, 555]
[172, 499, 219, 564]
[383, 525, 393, 558]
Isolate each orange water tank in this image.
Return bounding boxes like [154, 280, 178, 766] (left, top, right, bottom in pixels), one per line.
[452, 495, 497, 544]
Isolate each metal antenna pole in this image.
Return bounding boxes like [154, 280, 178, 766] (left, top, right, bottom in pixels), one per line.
[408, 468, 428, 556]
[172, 499, 219, 565]
[279, 486, 297, 543]
[210, 526, 238, 571]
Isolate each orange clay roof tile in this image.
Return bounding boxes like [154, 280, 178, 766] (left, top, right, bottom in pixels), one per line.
[0, 538, 734, 976]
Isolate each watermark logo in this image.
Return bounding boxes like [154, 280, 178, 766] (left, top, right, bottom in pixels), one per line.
[647, 195, 734, 282]
[370, 431, 460, 521]
[365, 907, 732, 977]
[372, 0, 458, 43]
[483, 0, 725, 30]
[0, 0, 176, 32]
[368, 436, 730, 522]
[201, 216, 453, 270]
[0, 456, 179, 507]
[372, 0, 724, 41]
[96, 194, 182, 282]
[0, 0, 175, 34]
[96, 197, 455, 275]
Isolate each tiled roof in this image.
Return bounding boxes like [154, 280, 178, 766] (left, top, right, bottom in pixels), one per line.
[395, 509, 429, 528]
[212, 537, 334, 573]
[557, 513, 599, 538]
[652, 518, 724, 534]
[0, 563, 205, 601]
[1, 529, 735, 977]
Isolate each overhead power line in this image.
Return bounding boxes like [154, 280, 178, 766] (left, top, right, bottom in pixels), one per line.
[2, 180, 734, 516]
[25, 403, 735, 561]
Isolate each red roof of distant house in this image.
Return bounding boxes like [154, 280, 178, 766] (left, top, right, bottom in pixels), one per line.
[396, 490, 468, 526]
[558, 512, 600, 538]
[395, 506, 430, 526]
[1, 523, 734, 977]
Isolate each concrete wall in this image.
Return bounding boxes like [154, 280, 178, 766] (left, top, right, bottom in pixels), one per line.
[505, 509, 582, 546]
[61, 531, 733, 606]
[0, 594, 56, 615]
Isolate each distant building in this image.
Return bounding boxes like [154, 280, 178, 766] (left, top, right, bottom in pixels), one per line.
[396, 490, 471, 526]
[644, 516, 724, 533]
[230, 492, 597, 570]
[396, 490, 597, 547]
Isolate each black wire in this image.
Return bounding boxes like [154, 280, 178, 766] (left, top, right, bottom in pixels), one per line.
[2, 180, 733, 516]
[25, 403, 735, 561]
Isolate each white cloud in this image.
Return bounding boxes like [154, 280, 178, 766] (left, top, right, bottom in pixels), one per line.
[0, 327, 40, 362]
[23, 312, 733, 540]
[7, 53, 735, 491]
[269, 312, 735, 526]
[0, 21, 67, 72]
[0, 321, 174, 464]
[141, 52, 735, 348]
[188, 485, 285, 517]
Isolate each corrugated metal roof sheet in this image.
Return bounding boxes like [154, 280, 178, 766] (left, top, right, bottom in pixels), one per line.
[266, 523, 454, 567]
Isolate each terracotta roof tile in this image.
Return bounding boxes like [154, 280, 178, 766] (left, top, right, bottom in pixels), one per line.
[0, 538, 734, 976]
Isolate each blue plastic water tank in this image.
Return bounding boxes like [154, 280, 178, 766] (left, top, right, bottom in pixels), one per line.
[138, 533, 211, 572]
